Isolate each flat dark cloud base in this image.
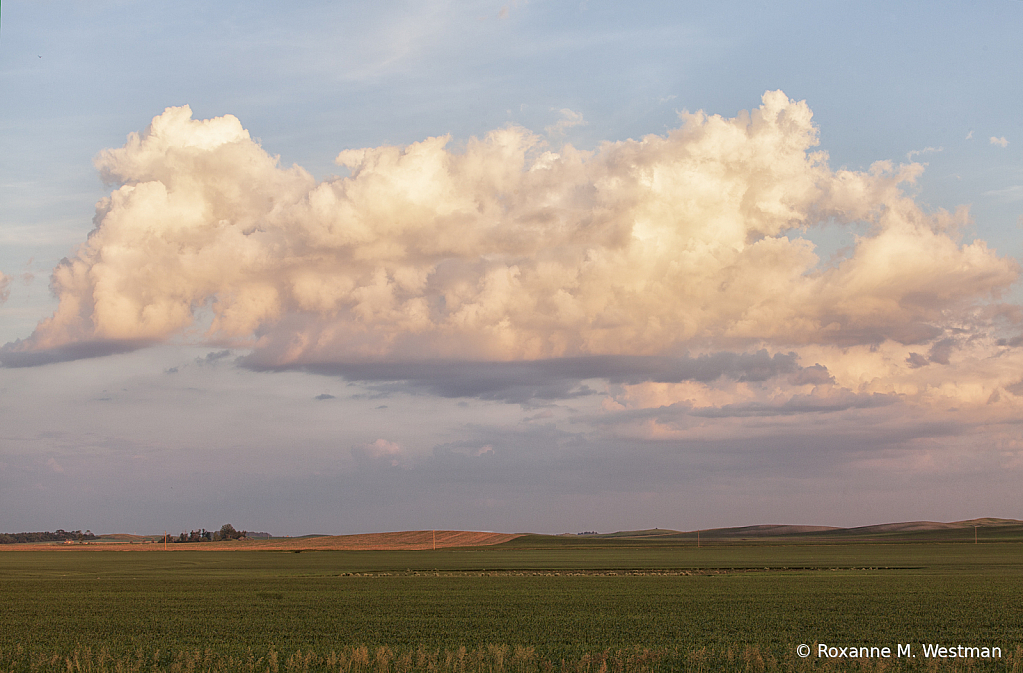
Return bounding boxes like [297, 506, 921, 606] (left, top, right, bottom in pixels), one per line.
[0, 339, 153, 367]
[244, 351, 819, 403]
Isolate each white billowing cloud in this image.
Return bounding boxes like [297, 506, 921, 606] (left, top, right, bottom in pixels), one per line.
[0, 272, 10, 304]
[5, 92, 1019, 368]
[990, 136, 1009, 148]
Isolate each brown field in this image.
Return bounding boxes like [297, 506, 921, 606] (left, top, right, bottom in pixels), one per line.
[1, 530, 522, 551]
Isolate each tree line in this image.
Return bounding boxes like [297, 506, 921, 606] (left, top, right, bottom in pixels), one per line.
[0, 529, 97, 544]
[165, 524, 271, 543]
[1, 525, 271, 544]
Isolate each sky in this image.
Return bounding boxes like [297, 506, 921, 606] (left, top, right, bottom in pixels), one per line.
[1, 1, 1022, 536]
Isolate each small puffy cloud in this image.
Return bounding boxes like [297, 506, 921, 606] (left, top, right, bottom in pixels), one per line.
[357, 438, 406, 467]
[3, 92, 1018, 379]
[315, 393, 336, 400]
[0, 272, 10, 304]
[990, 136, 1009, 148]
[369, 438, 401, 455]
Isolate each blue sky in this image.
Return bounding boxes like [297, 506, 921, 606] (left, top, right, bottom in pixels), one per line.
[1, 1, 1021, 535]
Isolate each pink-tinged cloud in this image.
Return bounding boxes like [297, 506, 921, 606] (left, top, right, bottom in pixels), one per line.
[3, 91, 1018, 369]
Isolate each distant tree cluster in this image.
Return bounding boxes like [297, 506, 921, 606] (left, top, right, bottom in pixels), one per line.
[164, 524, 270, 543]
[0, 529, 97, 544]
[171, 529, 214, 543]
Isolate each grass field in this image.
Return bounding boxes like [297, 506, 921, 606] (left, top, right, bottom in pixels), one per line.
[1, 537, 1021, 672]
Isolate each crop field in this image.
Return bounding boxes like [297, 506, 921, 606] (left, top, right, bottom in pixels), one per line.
[1, 539, 1021, 672]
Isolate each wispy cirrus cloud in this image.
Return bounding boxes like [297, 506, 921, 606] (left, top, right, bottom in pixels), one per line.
[906, 146, 942, 160]
[544, 108, 587, 136]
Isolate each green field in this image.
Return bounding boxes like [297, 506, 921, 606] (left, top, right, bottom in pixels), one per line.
[2, 539, 1021, 672]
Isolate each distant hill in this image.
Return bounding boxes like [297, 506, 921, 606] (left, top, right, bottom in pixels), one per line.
[5, 519, 1021, 551]
[96, 534, 154, 541]
[550, 518, 1023, 544]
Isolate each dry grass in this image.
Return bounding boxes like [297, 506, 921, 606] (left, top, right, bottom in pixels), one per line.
[2, 644, 1020, 673]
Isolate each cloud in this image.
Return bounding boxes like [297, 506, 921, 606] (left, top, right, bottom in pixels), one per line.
[991, 136, 1009, 148]
[4, 92, 1018, 373]
[544, 108, 586, 136]
[0, 339, 152, 367]
[927, 337, 955, 365]
[684, 389, 897, 418]
[906, 352, 929, 369]
[983, 185, 1023, 202]
[254, 351, 819, 403]
[196, 349, 233, 366]
[355, 438, 406, 467]
[787, 363, 834, 385]
[906, 146, 942, 160]
[0, 272, 9, 304]
[314, 393, 336, 400]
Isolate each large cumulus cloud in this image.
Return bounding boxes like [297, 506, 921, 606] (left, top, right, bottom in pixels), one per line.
[2, 91, 1018, 369]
